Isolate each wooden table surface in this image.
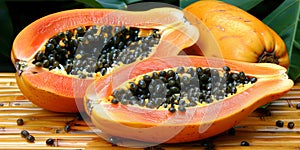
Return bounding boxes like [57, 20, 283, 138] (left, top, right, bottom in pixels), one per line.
[0, 72, 299, 150]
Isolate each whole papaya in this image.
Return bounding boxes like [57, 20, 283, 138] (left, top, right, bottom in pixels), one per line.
[183, 1, 290, 69]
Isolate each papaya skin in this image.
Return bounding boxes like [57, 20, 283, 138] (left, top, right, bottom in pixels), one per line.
[15, 67, 93, 112]
[11, 8, 199, 113]
[84, 56, 294, 144]
[183, 1, 290, 69]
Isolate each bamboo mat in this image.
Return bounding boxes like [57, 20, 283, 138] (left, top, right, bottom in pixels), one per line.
[0, 72, 300, 150]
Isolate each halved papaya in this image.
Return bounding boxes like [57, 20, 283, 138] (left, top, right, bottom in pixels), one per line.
[84, 55, 293, 144]
[11, 8, 199, 113]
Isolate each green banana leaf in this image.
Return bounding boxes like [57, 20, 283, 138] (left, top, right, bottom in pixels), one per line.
[221, 0, 263, 10]
[180, 0, 264, 10]
[262, 0, 300, 81]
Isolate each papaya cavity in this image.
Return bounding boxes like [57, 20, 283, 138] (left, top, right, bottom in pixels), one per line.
[32, 25, 162, 79]
[106, 66, 257, 113]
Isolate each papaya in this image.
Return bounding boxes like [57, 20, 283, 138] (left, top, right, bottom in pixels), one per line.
[182, 1, 290, 69]
[84, 55, 293, 144]
[11, 8, 199, 113]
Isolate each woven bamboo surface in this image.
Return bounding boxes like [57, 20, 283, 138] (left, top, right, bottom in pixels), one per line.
[0, 72, 300, 150]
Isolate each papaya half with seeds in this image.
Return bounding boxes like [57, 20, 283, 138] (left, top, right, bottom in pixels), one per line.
[84, 55, 293, 144]
[182, 1, 290, 69]
[11, 8, 199, 113]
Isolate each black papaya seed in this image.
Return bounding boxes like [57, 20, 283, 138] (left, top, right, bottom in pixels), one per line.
[26, 135, 35, 143]
[276, 120, 284, 127]
[46, 138, 55, 145]
[287, 121, 295, 129]
[240, 141, 250, 146]
[20, 130, 30, 138]
[17, 118, 24, 125]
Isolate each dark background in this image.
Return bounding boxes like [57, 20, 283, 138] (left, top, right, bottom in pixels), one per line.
[1, 0, 88, 72]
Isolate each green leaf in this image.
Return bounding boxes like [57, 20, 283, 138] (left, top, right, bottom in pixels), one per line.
[246, 0, 285, 20]
[262, 0, 300, 81]
[124, 0, 143, 4]
[75, 0, 127, 9]
[75, 0, 103, 8]
[0, 1, 13, 58]
[179, 0, 197, 9]
[179, 0, 263, 10]
[221, 0, 263, 11]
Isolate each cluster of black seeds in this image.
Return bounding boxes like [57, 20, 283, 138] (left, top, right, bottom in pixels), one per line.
[111, 66, 257, 113]
[32, 25, 161, 78]
[276, 120, 295, 129]
[20, 130, 35, 143]
[21, 130, 54, 145]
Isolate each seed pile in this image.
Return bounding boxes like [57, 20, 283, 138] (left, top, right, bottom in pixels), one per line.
[32, 25, 161, 78]
[111, 66, 257, 113]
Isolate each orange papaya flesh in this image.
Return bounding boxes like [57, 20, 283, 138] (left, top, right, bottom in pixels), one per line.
[11, 8, 199, 113]
[84, 55, 294, 144]
[182, 1, 290, 69]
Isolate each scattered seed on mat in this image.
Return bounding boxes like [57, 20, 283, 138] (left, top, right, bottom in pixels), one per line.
[240, 141, 250, 146]
[16, 118, 24, 125]
[287, 121, 295, 129]
[276, 120, 284, 127]
[46, 138, 55, 145]
[296, 103, 300, 109]
[20, 130, 30, 138]
[26, 134, 35, 143]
